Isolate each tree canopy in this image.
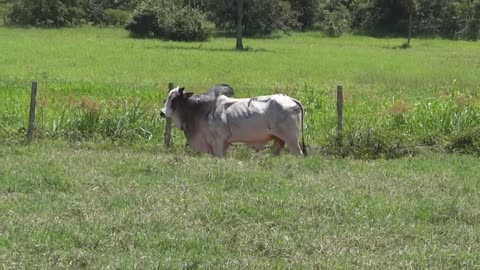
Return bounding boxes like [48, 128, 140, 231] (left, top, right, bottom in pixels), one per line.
[5, 0, 480, 41]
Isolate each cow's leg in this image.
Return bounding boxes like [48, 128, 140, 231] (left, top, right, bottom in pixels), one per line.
[212, 141, 226, 158]
[207, 144, 214, 155]
[286, 137, 303, 156]
[251, 143, 266, 152]
[271, 136, 285, 156]
[223, 142, 230, 156]
[273, 116, 304, 156]
[274, 132, 302, 156]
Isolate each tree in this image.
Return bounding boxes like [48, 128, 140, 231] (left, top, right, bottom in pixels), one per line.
[206, 0, 298, 36]
[86, 0, 140, 24]
[402, 0, 417, 47]
[124, 1, 214, 41]
[290, 0, 320, 31]
[466, 0, 480, 40]
[236, 0, 244, 50]
[8, 0, 86, 27]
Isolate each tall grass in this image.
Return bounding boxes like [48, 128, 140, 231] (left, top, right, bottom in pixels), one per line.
[2, 80, 478, 158]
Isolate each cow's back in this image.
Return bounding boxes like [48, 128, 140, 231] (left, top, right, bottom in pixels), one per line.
[217, 94, 300, 143]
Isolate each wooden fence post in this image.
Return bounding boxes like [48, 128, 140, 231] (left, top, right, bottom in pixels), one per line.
[26, 81, 38, 143]
[337, 85, 343, 134]
[164, 82, 174, 147]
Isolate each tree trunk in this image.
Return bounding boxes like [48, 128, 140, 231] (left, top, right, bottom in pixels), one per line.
[407, 13, 412, 46]
[236, 0, 244, 50]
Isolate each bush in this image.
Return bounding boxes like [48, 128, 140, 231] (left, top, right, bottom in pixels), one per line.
[463, 0, 480, 40]
[206, 0, 299, 37]
[166, 6, 214, 41]
[8, 0, 85, 27]
[352, 0, 479, 41]
[0, 1, 12, 24]
[125, 2, 213, 41]
[125, 1, 164, 37]
[290, 0, 320, 30]
[446, 128, 480, 156]
[242, 0, 299, 36]
[321, 4, 351, 37]
[104, 8, 130, 26]
[86, 0, 139, 25]
[324, 128, 417, 160]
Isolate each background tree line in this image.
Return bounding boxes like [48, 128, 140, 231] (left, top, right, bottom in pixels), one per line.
[3, 0, 480, 41]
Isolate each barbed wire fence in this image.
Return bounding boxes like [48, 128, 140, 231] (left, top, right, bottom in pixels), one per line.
[23, 81, 344, 154]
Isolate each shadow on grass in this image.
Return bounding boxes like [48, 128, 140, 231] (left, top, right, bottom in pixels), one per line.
[382, 43, 412, 50]
[146, 44, 273, 53]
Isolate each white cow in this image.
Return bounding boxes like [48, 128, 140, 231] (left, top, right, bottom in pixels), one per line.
[160, 86, 306, 157]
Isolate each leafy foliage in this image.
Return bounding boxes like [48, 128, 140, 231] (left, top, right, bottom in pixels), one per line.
[103, 8, 130, 26]
[8, 0, 86, 27]
[86, 0, 140, 25]
[125, 1, 213, 41]
[124, 1, 163, 37]
[290, 0, 320, 30]
[203, 0, 300, 36]
[320, 3, 351, 37]
[166, 6, 214, 41]
[3, 0, 480, 40]
[352, 0, 480, 40]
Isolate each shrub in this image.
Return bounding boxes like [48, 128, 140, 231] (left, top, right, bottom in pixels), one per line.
[86, 0, 139, 25]
[125, 1, 165, 37]
[166, 6, 213, 41]
[324, 128, 417, 160]
[290, 0, 321, 31]
[463, 0, 480, 40]
[125, 2, 213, 41]
[242, 0, 299, 36]
[446, 127, 480, 156]
[321, 5, 351, 37]
[347, 0, 479, 40]
[8, 0, 85, 27]
[104, 8, 130, 26]
[207, 0, 299, 37]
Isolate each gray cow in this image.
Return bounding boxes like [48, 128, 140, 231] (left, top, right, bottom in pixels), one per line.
[160, 86, 306, 157]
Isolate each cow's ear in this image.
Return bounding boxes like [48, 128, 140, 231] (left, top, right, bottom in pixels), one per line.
[178, 87, 185, 94]
[184, 92, 194, 99]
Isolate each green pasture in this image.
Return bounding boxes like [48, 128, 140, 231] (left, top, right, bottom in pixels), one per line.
[1, 26, 479, 155]
[1, 142, 479, 268]
[1, 26, 479, 97]
[1, 26, 480, 268]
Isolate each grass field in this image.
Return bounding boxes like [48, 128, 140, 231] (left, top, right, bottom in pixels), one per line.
[1, 26, 479, 154]
[1, 26, 480, 268]
[1, 142, 479, 268]
[1, 26, 479, 97]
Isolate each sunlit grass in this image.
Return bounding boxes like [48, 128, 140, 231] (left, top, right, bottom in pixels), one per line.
[1, 26, 479, 96]
[1, 142, 479, 268]
[1, 26, 480, 268]
[0, 26, 479, 155]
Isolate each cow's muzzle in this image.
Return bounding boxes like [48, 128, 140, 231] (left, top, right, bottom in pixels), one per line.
[160, 111, 166, 118]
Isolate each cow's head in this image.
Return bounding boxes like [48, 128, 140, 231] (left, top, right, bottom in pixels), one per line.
[160, 86, 194, 118]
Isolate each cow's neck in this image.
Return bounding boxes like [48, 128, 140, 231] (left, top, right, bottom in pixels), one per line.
[178, 96, 213, 142]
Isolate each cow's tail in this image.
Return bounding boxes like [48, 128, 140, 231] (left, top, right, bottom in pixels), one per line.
[292, 98, 307, 157]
